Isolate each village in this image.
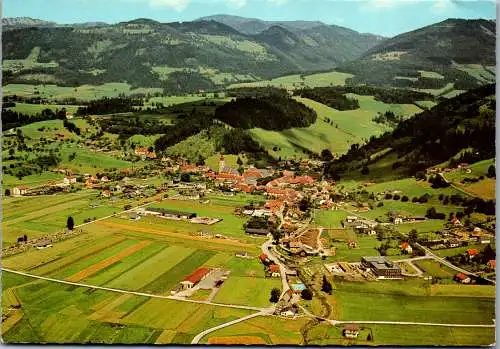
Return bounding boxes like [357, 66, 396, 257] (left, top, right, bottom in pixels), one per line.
[6, 150, 496, 336]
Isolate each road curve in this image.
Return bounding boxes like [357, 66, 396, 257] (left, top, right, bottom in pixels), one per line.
[1, 268, 266, 312]
[190, 311, 270, 344]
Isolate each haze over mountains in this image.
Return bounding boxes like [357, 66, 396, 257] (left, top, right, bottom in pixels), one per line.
[1, 15, 496, 93]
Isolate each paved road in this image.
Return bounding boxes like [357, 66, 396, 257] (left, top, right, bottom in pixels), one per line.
[299, 305, 494, 328]
[74, 200, 153, 229]
[1, 268, 266, 312]
[190, 310, 272, 344]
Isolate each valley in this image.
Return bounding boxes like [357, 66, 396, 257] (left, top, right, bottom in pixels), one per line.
[1, 11, 496, 347]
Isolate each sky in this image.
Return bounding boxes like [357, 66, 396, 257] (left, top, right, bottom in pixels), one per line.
[3, 0, 496, 37]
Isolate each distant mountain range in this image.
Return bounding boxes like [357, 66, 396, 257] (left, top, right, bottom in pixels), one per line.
[338, 18, 496, 88]
[1, 16, 495, 93]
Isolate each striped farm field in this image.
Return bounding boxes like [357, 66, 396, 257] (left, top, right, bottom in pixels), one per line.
[82, 243, 166, 286]
[105, 245, 193, 290]
[28, 235, 126, 276]
[91, 218, 257, 252]
[66, 240, 152, 282]
[140, 249, 216, 294]
[51, 239, 140, 279]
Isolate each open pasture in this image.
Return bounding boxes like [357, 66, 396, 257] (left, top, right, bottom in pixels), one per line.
[2, 191, 126, 246]
[334, 279, 495, 324]
[228, 71, 354, 90]
[147, 199, 250, 238]
[202, 315, 308, 345]
[3, 83, 163, 101]
[7, 103, 82, 115]
[213, 276, 282, 308]
[306, 322, 495, 346]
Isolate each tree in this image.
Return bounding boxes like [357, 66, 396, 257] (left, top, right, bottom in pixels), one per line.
[5, 188, 10, 196]
[271, 228, 282, 243]
[487, 165, 495, 178]
[361, 165, 370, 175]
[196, 155, 206, 166]
[367, 333, 372, 341]
[180, 173, 191, 182]
[67, 216, 75, 230]
[401, 195, 409, 202]
[23, 234, 27, 242]
[301, 288, 313, 300]
[320, 149, 334, 162]
[408, 229, 418, 243]
[321, 275, 332, 294]
[236, 157, 243, 166]
[269, 288, 280, 303]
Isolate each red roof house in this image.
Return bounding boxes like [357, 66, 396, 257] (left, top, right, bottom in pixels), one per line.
[181, 268, 211, 288]
[269, 264, 280, 273]
[467, 249, 478, 257]
[487, 260, 496, 270]
[260, 253, 269, 263]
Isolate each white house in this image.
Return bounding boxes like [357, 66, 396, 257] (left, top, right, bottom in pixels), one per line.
[63, 176, 77, 185]
[394, 217, 403, 225]
[12, 186, 29, 196]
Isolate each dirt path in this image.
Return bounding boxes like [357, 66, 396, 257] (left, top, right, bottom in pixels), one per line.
[66, 240, 152, 282]
[95, 220, 254, 249]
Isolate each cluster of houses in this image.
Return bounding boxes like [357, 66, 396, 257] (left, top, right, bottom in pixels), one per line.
[426, 163, 471, 175]
[428, 226, 494, 250]
[134, 147, 157, 160]
[259, 253, 281, 278]
[388, 211, 427, 225]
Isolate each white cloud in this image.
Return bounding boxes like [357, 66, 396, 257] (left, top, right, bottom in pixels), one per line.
[224, 0, 247, 8]
[148, 0, 190, 11]
[267, 0, 289, 5]
[430, 0, 455, 13]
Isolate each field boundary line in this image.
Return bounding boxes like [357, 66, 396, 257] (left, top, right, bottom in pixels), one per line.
[1, 268, 266, 312]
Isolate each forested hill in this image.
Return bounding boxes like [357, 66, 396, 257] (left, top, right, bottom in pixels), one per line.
[327, 83, 496, 178]
[2, 18, 382, 92]
[337, 19, 496, 88]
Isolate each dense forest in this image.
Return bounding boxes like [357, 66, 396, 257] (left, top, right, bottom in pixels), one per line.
[76, 97, 144, 115]
[326, 84, 496, 177]
[215, 94, 317, 130]
[2, 107, 65, 130]
[297, 87, 359, 110]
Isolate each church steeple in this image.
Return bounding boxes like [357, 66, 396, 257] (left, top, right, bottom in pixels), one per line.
[219, 153, 225, 174]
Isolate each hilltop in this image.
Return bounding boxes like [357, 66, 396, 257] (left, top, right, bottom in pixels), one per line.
[337, 19, 496, 91]
[326, 83, 496, 180]
[2, 18, 382, 92]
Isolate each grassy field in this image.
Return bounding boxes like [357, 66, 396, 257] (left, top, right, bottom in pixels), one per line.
[333, 279, 495, 324]
[307, 322, 495, 346]
[7, 103, 82, 115]
[1, 272, 254, 344]
[314, 210, 349, 229]
[213, 276, 281, 308]
[413, 259, 456, 279]
[228, 71, 354, 90]
[2, 191, 128, 246]
[202, 316, 308, 345]
[250, 97, 392, 158]
[146, 199, 250, 238]
[3, 83, 163, 101]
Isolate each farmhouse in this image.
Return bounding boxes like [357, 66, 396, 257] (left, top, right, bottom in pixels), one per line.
[346, 216, 358, 224]
[487, 260, 496, 271]
[400, 242, 413, 254]
[101, 190, 112, 198]
[361, 256, 402, 279]
[269, 264, 281, 277]
[180, 268, 212, 289]
[455, 273, 471, 284]
[145, 207, 197, 219]
[245, 228, 270, 236]
[260, 253, 270, 264]
[235, 251, 248, 258]
[342, 324, 360, 339]
[12, 186, 30, 196]
[63, 176, 77, 185]
[466, 249, 478, 260]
